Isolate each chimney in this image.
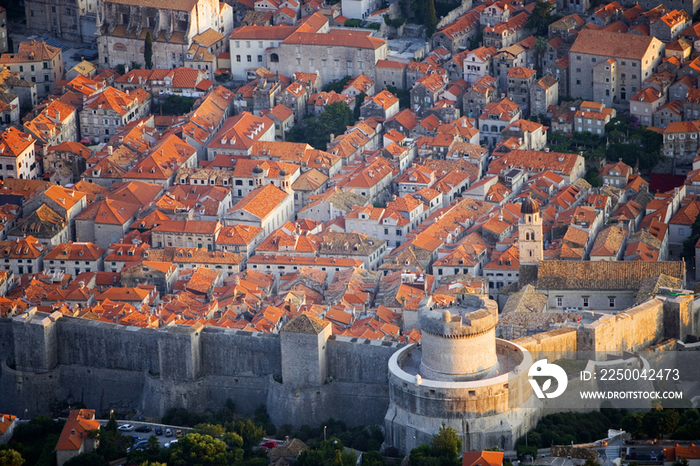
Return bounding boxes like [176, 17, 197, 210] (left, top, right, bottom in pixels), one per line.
[107, 145, 113, 155]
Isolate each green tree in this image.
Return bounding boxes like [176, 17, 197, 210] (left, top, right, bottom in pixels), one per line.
[106, 413, 118, 434]
[534, 36, 548, 71]
[526, 1, 556, 36]
[222, 431, 244, 449]
[386, 86, 409, 110]
[341, 450, 358, 466]
[673, 459, 690, 466]
[583, 459, 601, 466]
[228, 419, 265, 455]
[297, 450, 326, 466]
[161, 95, 197, 115]
[323, 76, 352, 93]
[354, 92, 367, 120]
[96, 426, 130, 461]
[144, 32, 153, 70]
[0, 450, 24, 466]
[425, 0, 437, 37]
[431, 426, 461, 459]
[409, 444, 435, 466]
[35, 434, 60, 466]
[286, 102, 355, 149]
[63, 452, 107, 466]
[362, 451, 386, 466]
[147, 435, 161, 454]
[584, 166, 601, 187]
[193, 423, 226, 439]
[170, 434, 230, 466]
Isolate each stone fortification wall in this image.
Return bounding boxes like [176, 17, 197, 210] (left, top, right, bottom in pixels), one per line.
[327, 336, 402, 384]
[55, 317, 160, 373]
[660, 294, 700, 341]
[577, 299, 664, 355]
[0, 319, 14, 367]
[514, 328, 578, 361]
[0, 312, 400, 426]
[266, 336, 401, 428]
[387, 341, 529, 420]
[435, 0, 474, 29]
[200, 327, 282, 378]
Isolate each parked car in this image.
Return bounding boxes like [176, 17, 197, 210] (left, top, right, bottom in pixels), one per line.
[155, 427, 163, 436]
[261, 440, 280, 449]
[135, 425, 152, 433]
[175, 429, 183, 438]
[117, 424, 134, 431]
[165, 428, 173, 437]
[165, 439, 179, 448]
[128, 440, 149, 452]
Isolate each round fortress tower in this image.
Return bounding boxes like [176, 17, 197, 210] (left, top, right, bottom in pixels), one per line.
[418, 298, 499, 381]
[385, 294, 536, 453]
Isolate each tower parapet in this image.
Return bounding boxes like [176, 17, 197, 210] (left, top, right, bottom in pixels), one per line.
[418, 295, 499, 381]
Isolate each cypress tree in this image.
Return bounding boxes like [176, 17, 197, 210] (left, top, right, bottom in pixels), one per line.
[425, 0, 437, 38]
[144, 32, 153, 70]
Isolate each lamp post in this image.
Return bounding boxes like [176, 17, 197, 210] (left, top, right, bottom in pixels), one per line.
[525, 425, 528, 448]
[324, 426, 327, 442]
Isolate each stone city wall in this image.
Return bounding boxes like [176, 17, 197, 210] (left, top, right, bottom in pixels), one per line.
[577, 299, 664, 355]
[513, 328, 578, 361]
[0, 312, 398, 426]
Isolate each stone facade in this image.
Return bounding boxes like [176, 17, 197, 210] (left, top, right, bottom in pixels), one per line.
[506, 67, 536, 116]
[0, 41, 63, 101]
[530, 75, 558, 117]
[569, 30, 664, 106]
[97, 0, 232, 70]
[79, 88, 151, 144]
[25, 0, 98, 44]
[266, 32, 388, 86]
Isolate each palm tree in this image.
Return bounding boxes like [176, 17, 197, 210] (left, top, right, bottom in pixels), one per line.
[535, 36, 548, 75]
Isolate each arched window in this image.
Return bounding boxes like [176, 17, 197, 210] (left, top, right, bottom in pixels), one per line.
[270, 53, 279, 62]
[113, 43, 127, 51]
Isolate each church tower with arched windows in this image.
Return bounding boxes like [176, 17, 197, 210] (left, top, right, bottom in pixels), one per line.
[518, 197, 543, 266]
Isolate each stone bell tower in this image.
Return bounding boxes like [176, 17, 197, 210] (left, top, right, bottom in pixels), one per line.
[518, 196, 543, 265]
[518, 197, 543, 287]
